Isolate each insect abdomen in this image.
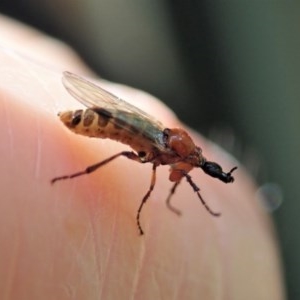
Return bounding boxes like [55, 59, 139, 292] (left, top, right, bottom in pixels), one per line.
[58, 108, 161, 154]
[59, 108, 125, 138]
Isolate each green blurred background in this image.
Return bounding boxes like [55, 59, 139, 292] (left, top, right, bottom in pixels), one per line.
[1, 1, 299, 298]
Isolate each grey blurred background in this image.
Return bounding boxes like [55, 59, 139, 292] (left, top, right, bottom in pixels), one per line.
[1, 1, 299, 298]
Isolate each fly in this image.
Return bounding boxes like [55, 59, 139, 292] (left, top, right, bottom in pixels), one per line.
[51, 71, 237, 235]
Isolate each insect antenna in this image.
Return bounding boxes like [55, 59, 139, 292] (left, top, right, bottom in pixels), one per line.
[183, 173, 221, 217]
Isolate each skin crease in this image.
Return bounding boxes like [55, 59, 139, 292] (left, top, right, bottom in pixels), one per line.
[0, 15, 285, 300]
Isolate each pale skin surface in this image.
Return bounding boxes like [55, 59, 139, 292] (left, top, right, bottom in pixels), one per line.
[0, 15, 285, 300]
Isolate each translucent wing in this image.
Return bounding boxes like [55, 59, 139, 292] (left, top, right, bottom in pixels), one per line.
[62, 71, 164, 130]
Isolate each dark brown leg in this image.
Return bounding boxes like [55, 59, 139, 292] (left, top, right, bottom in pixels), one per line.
[166, 182, 182, 216]
[183, 173, 221, 217]
[136, 164, 157, 235]
[51, 151, 141, 184]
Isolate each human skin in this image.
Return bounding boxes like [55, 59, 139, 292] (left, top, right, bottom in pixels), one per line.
[0, 15, 285, 299]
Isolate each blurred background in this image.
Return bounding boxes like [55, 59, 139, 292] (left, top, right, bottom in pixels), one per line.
[1, 1, 299, 298]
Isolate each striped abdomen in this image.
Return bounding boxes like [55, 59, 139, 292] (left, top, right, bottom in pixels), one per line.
[58, 108, 164, 154]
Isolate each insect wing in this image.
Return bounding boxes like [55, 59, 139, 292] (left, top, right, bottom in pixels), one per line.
[62, 71, 164, 130]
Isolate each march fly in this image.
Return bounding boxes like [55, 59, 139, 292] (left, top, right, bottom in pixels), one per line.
[51, 71, 237, 235]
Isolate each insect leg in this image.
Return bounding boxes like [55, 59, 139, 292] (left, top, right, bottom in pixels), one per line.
[183, 173, 221, 217]
[51, 151, 141, 184]
[166, 182, 182, 216]
[137, 164, 157, 235]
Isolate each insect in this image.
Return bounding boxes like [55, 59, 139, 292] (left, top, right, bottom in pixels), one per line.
[51, 71, 237, 235]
